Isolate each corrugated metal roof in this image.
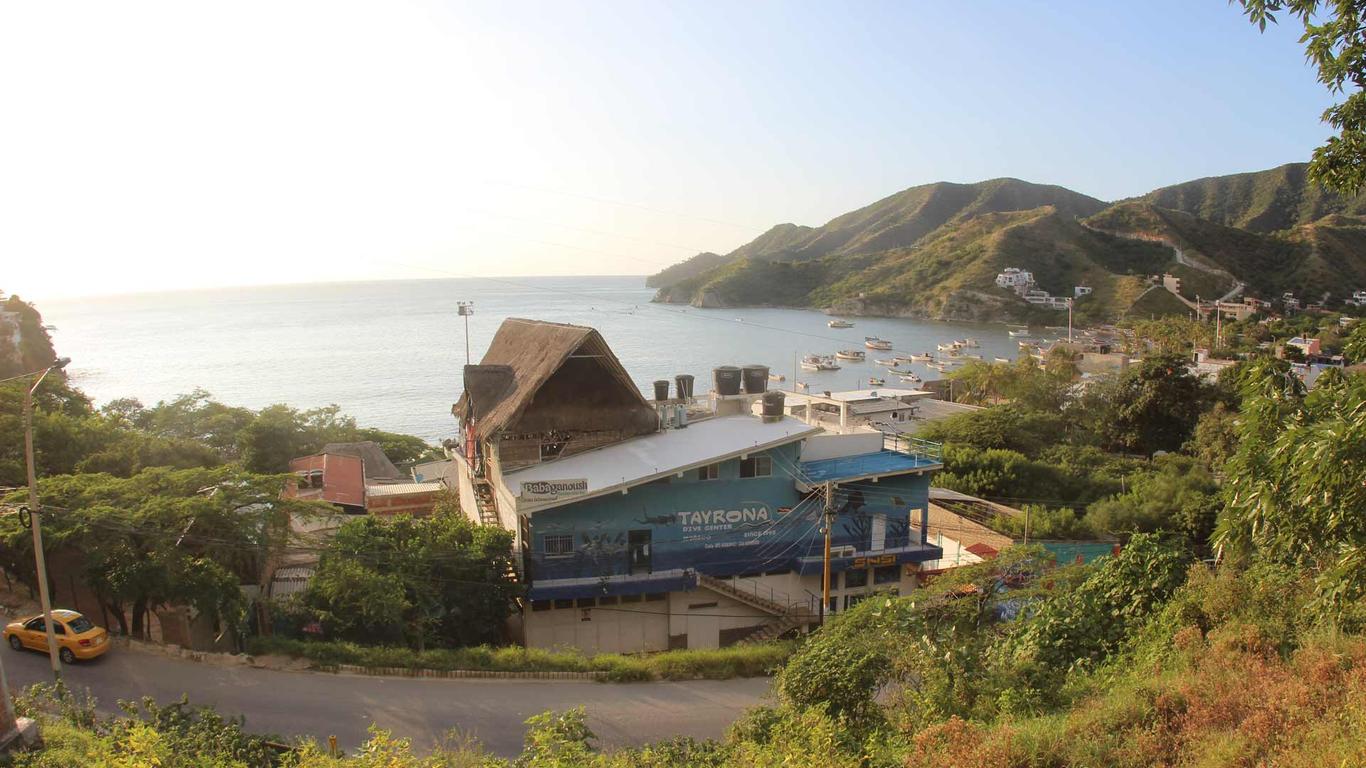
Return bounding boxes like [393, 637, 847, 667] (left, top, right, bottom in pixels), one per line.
[270, 566, 315, 598]
[364, 482, 442, 498]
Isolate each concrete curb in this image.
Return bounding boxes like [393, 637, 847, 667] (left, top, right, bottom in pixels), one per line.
[323, 663, 607, 681]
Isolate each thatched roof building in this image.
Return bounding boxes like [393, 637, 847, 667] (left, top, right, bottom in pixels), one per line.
[455, 318, 658, 468]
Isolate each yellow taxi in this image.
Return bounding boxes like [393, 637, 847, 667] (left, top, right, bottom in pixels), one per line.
[4, 609, 111, 663]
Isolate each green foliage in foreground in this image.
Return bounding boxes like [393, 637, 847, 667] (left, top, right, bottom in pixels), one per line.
[244, 635, 794, 683]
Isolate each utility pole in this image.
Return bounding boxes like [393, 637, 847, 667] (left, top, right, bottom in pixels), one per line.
[820, 481, 835, 624]
[23, 358, 69, 682]
[1023, 505, 1030, 546]
[457, 302, 474, 364]
[1067, 298, 1073, 344]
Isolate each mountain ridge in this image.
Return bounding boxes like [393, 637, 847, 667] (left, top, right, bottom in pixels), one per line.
[649, 163, 1366, 322]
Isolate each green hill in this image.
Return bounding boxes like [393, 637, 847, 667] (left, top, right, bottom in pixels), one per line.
[648, 163, 1366, 322]
[1136, 162, 1366, 233]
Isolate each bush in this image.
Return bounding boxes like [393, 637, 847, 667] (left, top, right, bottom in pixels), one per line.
[244, 636, 794, 682]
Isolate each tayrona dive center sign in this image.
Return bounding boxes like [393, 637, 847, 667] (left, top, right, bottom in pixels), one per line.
[519, 478, 588, 502]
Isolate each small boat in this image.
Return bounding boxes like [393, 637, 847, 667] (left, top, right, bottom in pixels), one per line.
[927, 362, 949, 372]
[874, 357, 898, 366]
[769, 372, 786, 382]
[1008, 328, 1031, 338]
[898, 373, 922, 383]
[994, 357, 1011, 364]
[796, 381, 810, 391]
[936, 342, 962, 352]
[827, 319, 855, 328]
[864, 336, 893, 351]
[801, 354, 841, 372]
[961, 338, 980, 348]
[962, 353, 983, 360]
[868, 377, 885, 386]
[835, 349, 866, 361]
[909, 353, 934, 362]
[885, 366, 912, 375]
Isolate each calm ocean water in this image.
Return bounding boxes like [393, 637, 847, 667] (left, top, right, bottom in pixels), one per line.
[42, 277, 1031, 443]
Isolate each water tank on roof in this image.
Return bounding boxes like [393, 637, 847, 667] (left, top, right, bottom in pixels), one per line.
[714, 366, 742, 396]
[761, 390, 785, 420]
[675, 374, 695, 401]
[653, 380, 670, 401]
[741, 364, 769, 394]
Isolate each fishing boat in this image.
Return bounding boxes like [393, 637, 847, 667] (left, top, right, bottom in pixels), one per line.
[884, 366, 912, 375]
[868, 377, 885, 386]
[927, 362, 949, 372]
[835, 349, 866, 361]
[769, 372, 786, 382]
[962, 353, 983, 360]
[994, 357, 1011, 364]
[908, 352, 935, 362]
[961, 338, 980, 348]
[874, 357, 899, 366]
[801, 354, 841, 372]
[827, 319, 855, 328]
[864, 336, 893, 351]
[1008, 328, 1031, 338]
[898, 373, 922, 383]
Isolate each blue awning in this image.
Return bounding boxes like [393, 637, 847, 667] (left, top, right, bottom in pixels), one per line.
[800, 450, 940, 484]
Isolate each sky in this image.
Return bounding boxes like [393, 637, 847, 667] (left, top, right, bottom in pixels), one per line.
[0, 1, 1338, 299]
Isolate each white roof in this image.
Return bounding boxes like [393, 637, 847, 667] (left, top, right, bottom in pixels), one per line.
[506, 415, 821, 513]
[365, 482, 442, 497]
[784, 388, 929, 406]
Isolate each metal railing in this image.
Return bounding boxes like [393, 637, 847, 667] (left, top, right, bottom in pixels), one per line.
[883, 433, 944, 463]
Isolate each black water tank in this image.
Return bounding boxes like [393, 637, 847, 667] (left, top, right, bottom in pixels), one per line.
[675, 374, 695, 400]
[653, 380, 670, 401]
[761, 390, 785, 418]
[741, 364, 770, 394]
[714, 366, 742, 396]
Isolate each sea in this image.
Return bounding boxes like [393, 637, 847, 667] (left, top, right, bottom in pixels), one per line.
[41, 276, 1033, 444]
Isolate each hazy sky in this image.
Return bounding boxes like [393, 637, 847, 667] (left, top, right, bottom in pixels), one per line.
[1, 1, 1334, 299]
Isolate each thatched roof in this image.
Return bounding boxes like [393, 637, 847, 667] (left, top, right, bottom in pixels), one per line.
[319, 441, 405, 482]
[456, 318, 657, 443]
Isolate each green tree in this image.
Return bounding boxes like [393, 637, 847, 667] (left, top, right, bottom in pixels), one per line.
[1085, 354, 1213, 455]
[298, 508, 518, 649]
[1237, 1, 1366, 194]
[1084, 456, 1222, 549]
[1215, 359, 1366, 617]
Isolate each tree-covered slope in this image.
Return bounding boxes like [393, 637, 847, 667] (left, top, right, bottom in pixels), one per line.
[649, 163, 1366, 321]
[1136, 162, 1366, 233]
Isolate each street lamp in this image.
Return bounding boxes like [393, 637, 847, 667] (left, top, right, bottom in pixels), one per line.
[457, 302, 474, 365]
[22, 357, 70, 681]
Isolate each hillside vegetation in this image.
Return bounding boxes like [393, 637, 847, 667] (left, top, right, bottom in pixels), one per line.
[650, 163, 1366, 322]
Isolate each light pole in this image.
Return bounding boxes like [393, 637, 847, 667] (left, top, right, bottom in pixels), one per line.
[457, 302, 474, 365]
[22, 357, 70, 681]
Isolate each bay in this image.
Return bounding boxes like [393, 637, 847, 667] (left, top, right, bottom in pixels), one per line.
[42, 277, 1034, 443]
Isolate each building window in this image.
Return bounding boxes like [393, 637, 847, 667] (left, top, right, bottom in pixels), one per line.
[844, 568, 869, 589]
[543, 534, 574, 557]
[874, 564, 900, 585]
[844, 593, 867, 610]
[739, 455, 772, 478]
[530, 600, 551, 612]
[697, 463, 719, 481]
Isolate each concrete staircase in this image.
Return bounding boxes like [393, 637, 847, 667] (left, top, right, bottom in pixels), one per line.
[696, 573, 816, 645]
[473, 480, 500, 527]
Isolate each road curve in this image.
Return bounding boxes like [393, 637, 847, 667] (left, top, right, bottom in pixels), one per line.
[1, 645, 772, 757]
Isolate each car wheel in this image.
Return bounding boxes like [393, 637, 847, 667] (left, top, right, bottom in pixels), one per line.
[7, 635, 20, 651]
[59, 647, 75, 665]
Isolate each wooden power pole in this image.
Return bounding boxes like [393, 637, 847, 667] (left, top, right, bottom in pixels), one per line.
[820, 481, 835, 624]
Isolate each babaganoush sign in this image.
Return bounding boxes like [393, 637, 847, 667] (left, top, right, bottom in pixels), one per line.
[518, 478, 589, 502]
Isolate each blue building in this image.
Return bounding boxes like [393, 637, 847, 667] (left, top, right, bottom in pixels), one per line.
[453, 318, 944, 653]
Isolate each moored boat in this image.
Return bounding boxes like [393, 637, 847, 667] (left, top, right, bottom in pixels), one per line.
[864, 336, 893, 351]
[908, 352, 934, 362]
[835, 349, 867, 361]
[868, 377, 885, 386]
[801, 354, 841, 371]
[898, 373, 922, 383]
[828, 319, 855, 328]
[874, 357, 898, 366]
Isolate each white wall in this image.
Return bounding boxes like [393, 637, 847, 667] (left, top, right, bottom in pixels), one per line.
[525, 598, 669, 654]
[800, 432, 883, 462]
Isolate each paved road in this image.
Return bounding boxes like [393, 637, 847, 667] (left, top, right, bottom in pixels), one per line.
[1, 646, 772, 757]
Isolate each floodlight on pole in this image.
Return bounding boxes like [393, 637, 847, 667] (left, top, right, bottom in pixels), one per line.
[457, 302, 474, 364]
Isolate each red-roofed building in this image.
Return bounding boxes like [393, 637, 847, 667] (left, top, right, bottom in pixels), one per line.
[286, 453, 366, 514]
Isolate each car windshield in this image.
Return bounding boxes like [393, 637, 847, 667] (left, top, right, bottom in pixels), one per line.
[67, 617, 93, 633]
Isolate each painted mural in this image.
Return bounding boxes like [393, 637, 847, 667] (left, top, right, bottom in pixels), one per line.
[527, 443, 935, 590]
